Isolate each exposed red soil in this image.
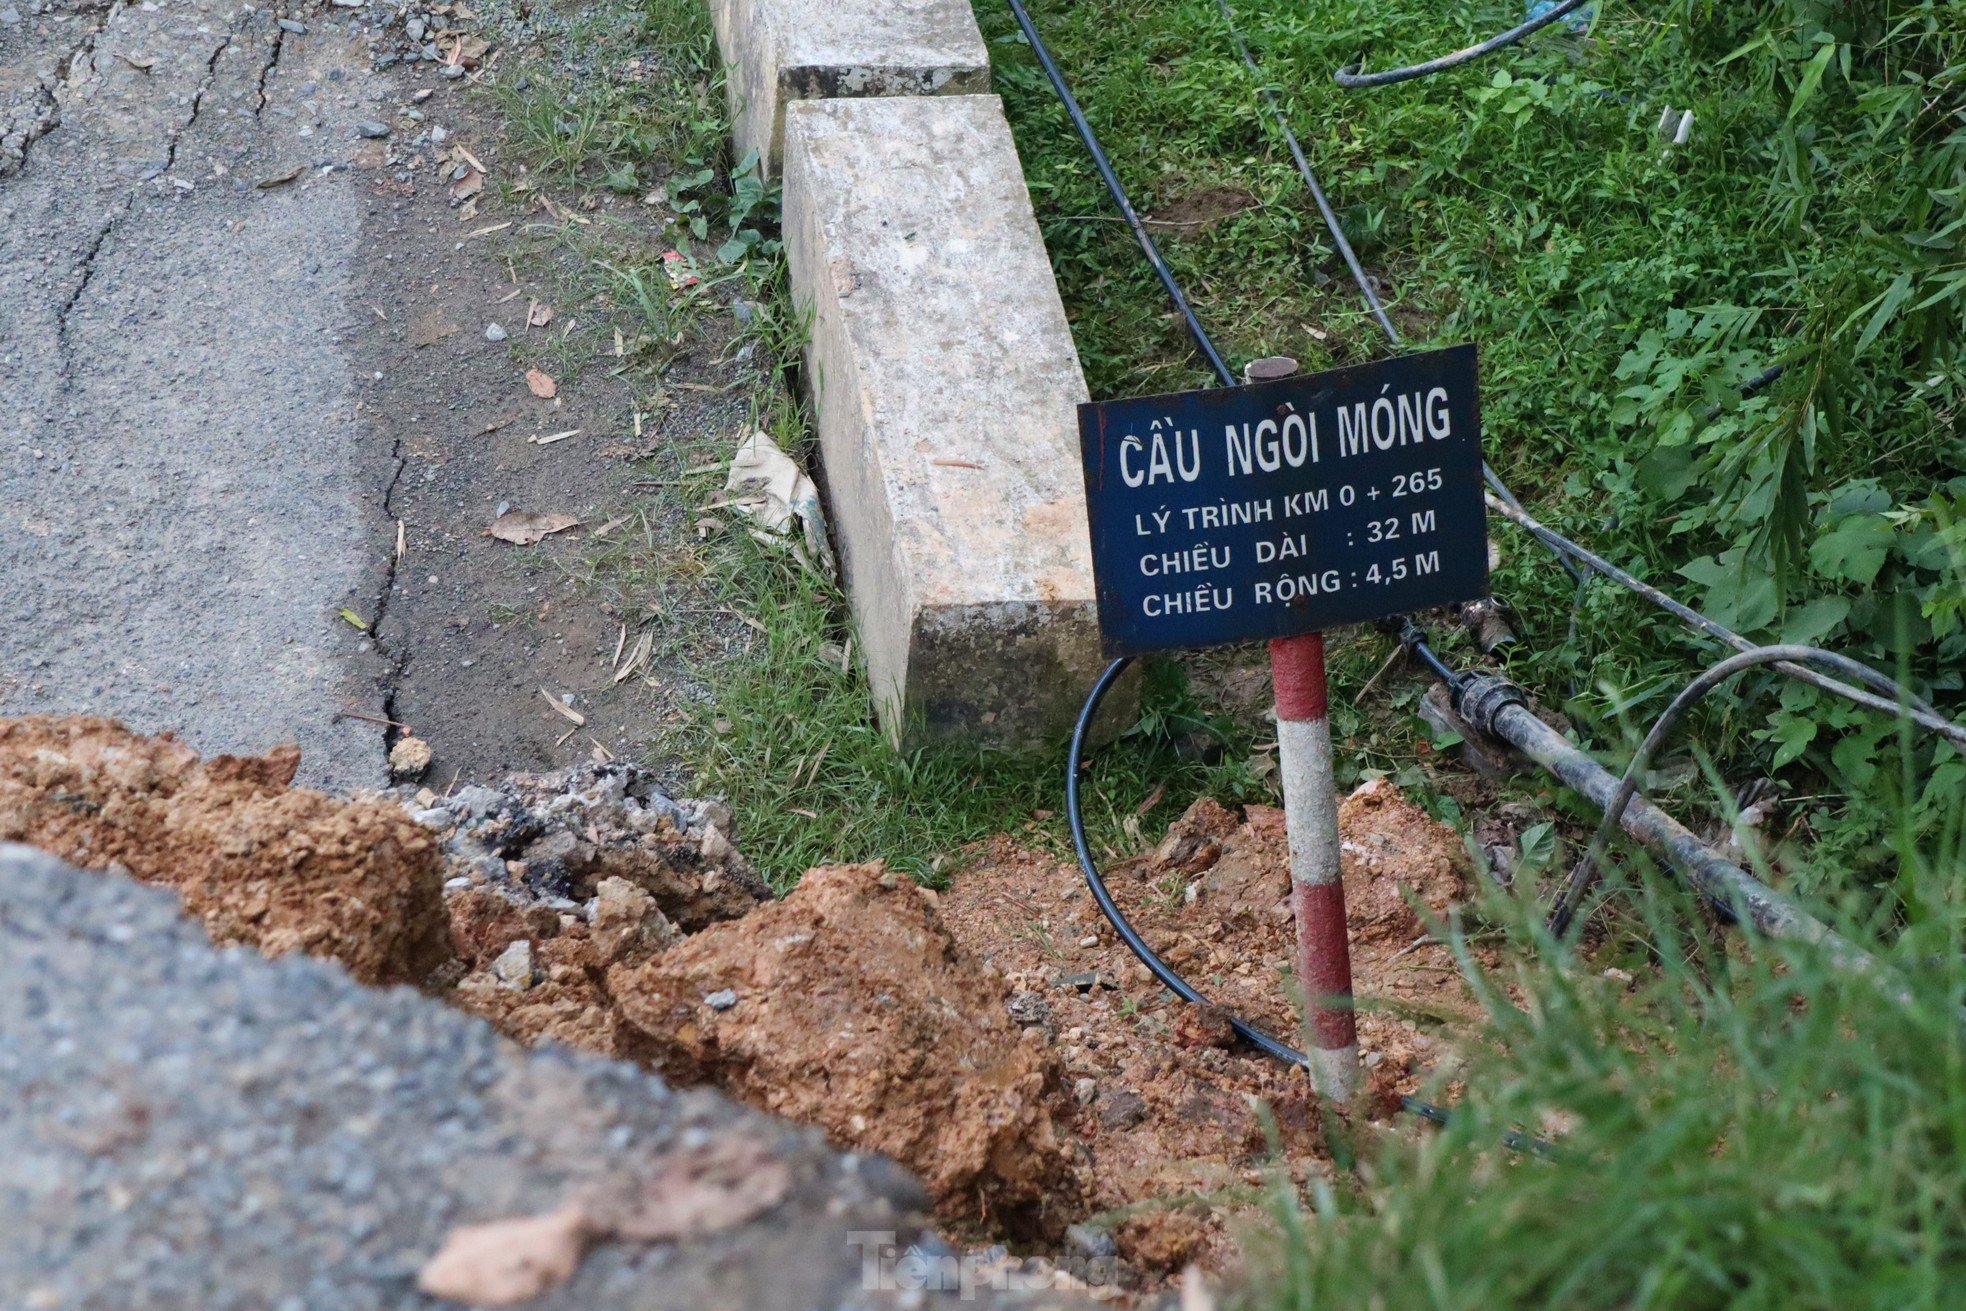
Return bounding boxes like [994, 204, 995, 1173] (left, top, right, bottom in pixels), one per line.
[928, 780, 1483, 1279]
[607, 864, 1080, 1241]
[0, 716, 448, 984]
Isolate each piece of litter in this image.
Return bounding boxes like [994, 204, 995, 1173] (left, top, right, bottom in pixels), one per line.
[661, 249, 698, 289]
[540, 687, 586, 726]
[337, 608, 369, 632]
[530, 428, 581, 445]
[723, 429, 835, 575]
[613, 632, 653, 684]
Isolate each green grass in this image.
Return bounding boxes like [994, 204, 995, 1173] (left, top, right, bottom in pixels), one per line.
[1244, 800, 1966, 1309]
[984, 0, 1966, 905]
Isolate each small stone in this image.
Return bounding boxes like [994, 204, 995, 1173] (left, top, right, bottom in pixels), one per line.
[409, 807, 452, 829]
[429, 124, 448, 144]
[1005, 990, 1050, 1027]
[1073, 1077, 1097, 1106]
[1097, 1088, 1148, 1131]
[276, 16, 306, 32]
[0, 7, 21, 23]
[591, 876, 678, 962]
[388, 736, 432, 778]
[1056, 972, 1098, 994]
[1063, 1223, 1115, 1262]
[1077, 934, 1098, 948]
[484, 322, 507, 341]
[704, 988, 739, 1012]
[440, 63, 465, 79]
[404, 17, 424, 38]
[450, 785, 503, 817]
[355, 120, 389, 139]
[442, 876, 471, 893]
[489, 940, 533, 991]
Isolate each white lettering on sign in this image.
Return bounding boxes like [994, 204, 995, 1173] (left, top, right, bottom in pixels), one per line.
[1253, 571, 1344, 604]
[1142, 584, 1234, 617]
[1118, 422, 1202, 488]
[1140, 543, 1232, 576]
[1335, 386, 1453, 458]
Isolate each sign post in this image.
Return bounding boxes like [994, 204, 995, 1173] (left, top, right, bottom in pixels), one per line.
[1077, 344, 1488, 1102]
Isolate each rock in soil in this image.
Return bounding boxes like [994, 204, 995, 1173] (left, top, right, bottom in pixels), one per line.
[609, 864, 1081, 1241]
[410, 762, 769, 1060]
[0, 716, 448, 985]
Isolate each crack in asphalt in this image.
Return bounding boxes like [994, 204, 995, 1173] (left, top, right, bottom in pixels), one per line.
[370, 433, 413, 748]
[53, 14, 245, 367]
[0, 0, 121, 180]
[253, 20, 285, 120]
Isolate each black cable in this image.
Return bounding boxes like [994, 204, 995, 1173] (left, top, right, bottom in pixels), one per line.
[1002, 0, 1236, 387]
[1335, 0, 1595, 89]
[1068, 655, 1553, 1154]
[1485, 492, 1966, 749]
[1212, 0, 1399, 345]
[1545, 645, 1922, 936]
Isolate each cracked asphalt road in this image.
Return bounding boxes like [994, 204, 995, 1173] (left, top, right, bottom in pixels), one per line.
[0, 0, 404, 787]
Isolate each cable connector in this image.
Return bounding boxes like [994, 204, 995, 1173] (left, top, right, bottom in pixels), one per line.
[1452, 672, 1529, 737]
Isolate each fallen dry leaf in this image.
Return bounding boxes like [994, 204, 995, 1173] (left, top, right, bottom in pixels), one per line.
[416, 1204, 591, 1307]
[484, 511, 580, 545]
[583, 1138, 792, 1242]
[256, 166, 304, 189]
[528, 301, 553, 327]
[524, 368, 558, 399]
[613, 632, 653, 684]
[540, 687, 586, 726]
[450, 167, 485, 201]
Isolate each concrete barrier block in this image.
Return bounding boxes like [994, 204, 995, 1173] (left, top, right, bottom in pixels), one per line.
[782, 94, 1106, 745]
[708, 0, 990, 174]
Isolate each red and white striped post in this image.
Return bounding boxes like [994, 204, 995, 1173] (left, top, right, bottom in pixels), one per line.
[1247, 355, 1359, 1102]
[1271, 631, 1359, 1101]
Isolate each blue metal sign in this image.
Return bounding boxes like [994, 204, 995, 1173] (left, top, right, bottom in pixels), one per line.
[1077, 344, 1488, 656]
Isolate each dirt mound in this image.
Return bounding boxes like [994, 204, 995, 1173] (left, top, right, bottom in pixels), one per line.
[932, 782, 1483, 1280]
[0, 716, 448, 985]
[607, 864, 1080, 1241]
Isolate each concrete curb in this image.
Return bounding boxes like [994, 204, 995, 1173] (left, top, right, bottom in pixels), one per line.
[710, 1, 1112, 746]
